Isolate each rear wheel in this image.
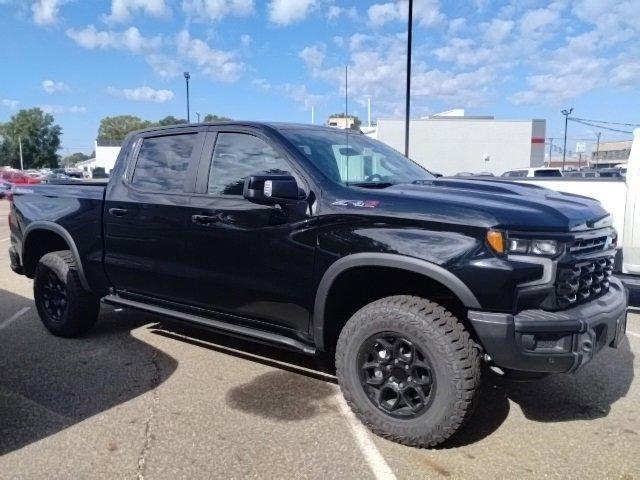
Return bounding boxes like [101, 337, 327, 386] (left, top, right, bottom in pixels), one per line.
[34, 251, 100, 337]
[335, 295, 480, 447]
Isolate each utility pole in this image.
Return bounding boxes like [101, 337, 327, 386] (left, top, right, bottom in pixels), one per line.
[184, 71, 191, 123]
[367, 97, 371, 127]
[595, 131, 601, 170]
[561, 108, 573, 171]
[345, 65, 348, 128]
[548, 137, 554, 166]
[18, 136, 24, 170]
[196, 112, 201, 123]
[311, 106, 315, 125]
[404, 0, 413, 158]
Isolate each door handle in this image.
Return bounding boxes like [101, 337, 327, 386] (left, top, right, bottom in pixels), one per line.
[109, 207, 129, 217]
[191, 214, 220, 225]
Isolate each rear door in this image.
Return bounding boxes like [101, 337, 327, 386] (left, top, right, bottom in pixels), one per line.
[103, 127, 206, 302]
[184, 128, 317, 332]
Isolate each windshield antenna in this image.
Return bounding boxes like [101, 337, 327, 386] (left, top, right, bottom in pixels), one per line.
[345, 64, 350, 186]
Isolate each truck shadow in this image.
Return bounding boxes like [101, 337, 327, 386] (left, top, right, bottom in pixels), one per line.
[150, 319, 634, 448]
[0, 289, 178, 456]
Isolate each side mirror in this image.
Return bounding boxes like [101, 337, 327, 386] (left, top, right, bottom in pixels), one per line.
[243, 173, 301, 205]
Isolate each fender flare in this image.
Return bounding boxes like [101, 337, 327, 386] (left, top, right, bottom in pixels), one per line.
[312, 253, 481, 351]
[23, 221, 91, 291]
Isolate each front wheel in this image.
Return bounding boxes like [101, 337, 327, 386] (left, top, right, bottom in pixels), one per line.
[34, 251, 100, 337]
[335, 296, 481, 447]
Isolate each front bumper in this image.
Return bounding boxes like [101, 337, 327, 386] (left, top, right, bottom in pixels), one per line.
[468, 277, 628, 374]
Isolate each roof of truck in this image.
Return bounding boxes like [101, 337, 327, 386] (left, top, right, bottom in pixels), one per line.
[134, 121, 360, 135]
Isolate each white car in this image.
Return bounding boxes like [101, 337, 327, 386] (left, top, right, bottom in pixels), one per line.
[501, 167, 563, 178]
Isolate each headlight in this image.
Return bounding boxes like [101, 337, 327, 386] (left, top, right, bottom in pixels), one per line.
[486, 230, 562, 256]
[509, 238, 560, 256]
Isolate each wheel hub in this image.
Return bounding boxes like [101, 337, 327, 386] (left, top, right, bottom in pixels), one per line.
[42, 271, 67, 322]
[357, 333, 435, 419]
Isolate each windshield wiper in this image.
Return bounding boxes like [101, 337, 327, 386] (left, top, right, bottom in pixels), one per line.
[348, 181, 396, 189]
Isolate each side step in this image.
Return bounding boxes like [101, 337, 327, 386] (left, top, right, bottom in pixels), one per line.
[102, 295, 316, 355]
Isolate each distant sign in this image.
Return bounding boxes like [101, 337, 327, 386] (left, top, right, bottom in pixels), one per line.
[576, 142, 586, 153]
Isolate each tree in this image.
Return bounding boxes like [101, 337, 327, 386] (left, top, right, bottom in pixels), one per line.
[62, 152, 92, 167]
[203, 113, 232, 122]
[158, 115, 188, 126]
[0, 108, 62, 168]
[97, 115, 154, 143]
[329, 113, 362, 129]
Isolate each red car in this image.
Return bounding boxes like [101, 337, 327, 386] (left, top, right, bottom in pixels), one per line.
[0, 171, 41, 184]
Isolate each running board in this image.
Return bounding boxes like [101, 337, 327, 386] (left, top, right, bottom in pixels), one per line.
[102, 295, 316, 355]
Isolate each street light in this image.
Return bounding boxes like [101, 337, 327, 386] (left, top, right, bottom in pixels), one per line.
[184, 71, 191, 123]
[404, 0, 413, 158]
[561, 107, 573, 171]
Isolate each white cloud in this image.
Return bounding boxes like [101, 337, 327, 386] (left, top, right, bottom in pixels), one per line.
[42, 79, 69, 94]
[299, 44, 325, 69]
[326, 5, 357, 21]
[282, 83, 323, 109]
[182, 0, 254, 22]
[39, 104, 87, 114]
[367, 0, 444, 28]
[518, 7, 561, 36]
[32, 0, 61, 25]
[481, 18, 513, 44]
[1, 99, 20, 110]
[107, 86, 174, 103]
[240, 33, 252, 46]
[106, 0, 170, 23]
[145, 54, 182, 78]
[176, 30, 244, 82]
[611, 60, 640, 87]
[252, 78, 271, 91]
[66, 25, 162, 54]
[268, 0, 316, 26]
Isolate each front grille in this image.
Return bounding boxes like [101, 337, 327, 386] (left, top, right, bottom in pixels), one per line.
[569, 236, 608, 254]
[555, 256, 614, 308]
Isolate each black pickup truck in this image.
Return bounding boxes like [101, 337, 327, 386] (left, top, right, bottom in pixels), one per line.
[7, 122, 627, 447]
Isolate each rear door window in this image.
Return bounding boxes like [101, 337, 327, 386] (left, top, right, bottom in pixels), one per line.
[131, 134, 198, 192]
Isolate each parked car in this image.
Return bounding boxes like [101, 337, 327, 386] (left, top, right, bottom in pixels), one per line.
[0, 170, 41, 184]
[563, 170, 600, 178]
[502, 167, 563, 178]
[8, 122, 627, 448]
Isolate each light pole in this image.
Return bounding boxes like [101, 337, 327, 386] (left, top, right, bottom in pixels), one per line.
[548, 137, 554, 166]
[196, 112, 201, 123]
[184, 71, 191, 123]
[595, 131, 601, 169]
[404, 0, 413, 158]
[561, 108, 573, 171]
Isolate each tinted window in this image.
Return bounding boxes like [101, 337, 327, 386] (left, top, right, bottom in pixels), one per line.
[208, 133, 291, 195]
[132, 134, 197, 191]
[534, 169, 562, 177]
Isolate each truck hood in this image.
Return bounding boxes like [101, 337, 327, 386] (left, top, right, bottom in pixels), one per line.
[384, 178, 611, 232]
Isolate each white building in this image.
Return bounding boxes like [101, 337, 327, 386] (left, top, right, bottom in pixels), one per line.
[377, 110, 546, 176]
[77, 141, 121, 177]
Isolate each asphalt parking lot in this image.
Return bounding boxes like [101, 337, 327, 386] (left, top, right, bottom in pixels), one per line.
[0, 199, 639, 479]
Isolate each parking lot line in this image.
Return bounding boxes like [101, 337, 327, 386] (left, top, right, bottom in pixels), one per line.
[335, 394, 397, 480]
[0, 307, 30, 331]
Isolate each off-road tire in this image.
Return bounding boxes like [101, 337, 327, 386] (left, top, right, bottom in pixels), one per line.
[335, 295, 481, 447]
[34, 250, 100, 337]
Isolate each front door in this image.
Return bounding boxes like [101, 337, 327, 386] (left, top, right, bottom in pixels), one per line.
[185, 130, 316, 333]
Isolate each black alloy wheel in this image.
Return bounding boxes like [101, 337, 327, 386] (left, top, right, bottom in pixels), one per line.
[42, 270, 68, 322]
[358, 333, 435, 418]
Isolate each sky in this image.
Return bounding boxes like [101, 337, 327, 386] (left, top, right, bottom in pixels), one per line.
[0, 0, 638, 155]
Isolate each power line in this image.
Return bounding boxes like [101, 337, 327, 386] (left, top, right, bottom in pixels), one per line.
[572, 117, 640, 127]
[568, 117, 633, 134]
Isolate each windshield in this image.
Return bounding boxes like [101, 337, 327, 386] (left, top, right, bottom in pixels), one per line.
[281, 128, 434, 186]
